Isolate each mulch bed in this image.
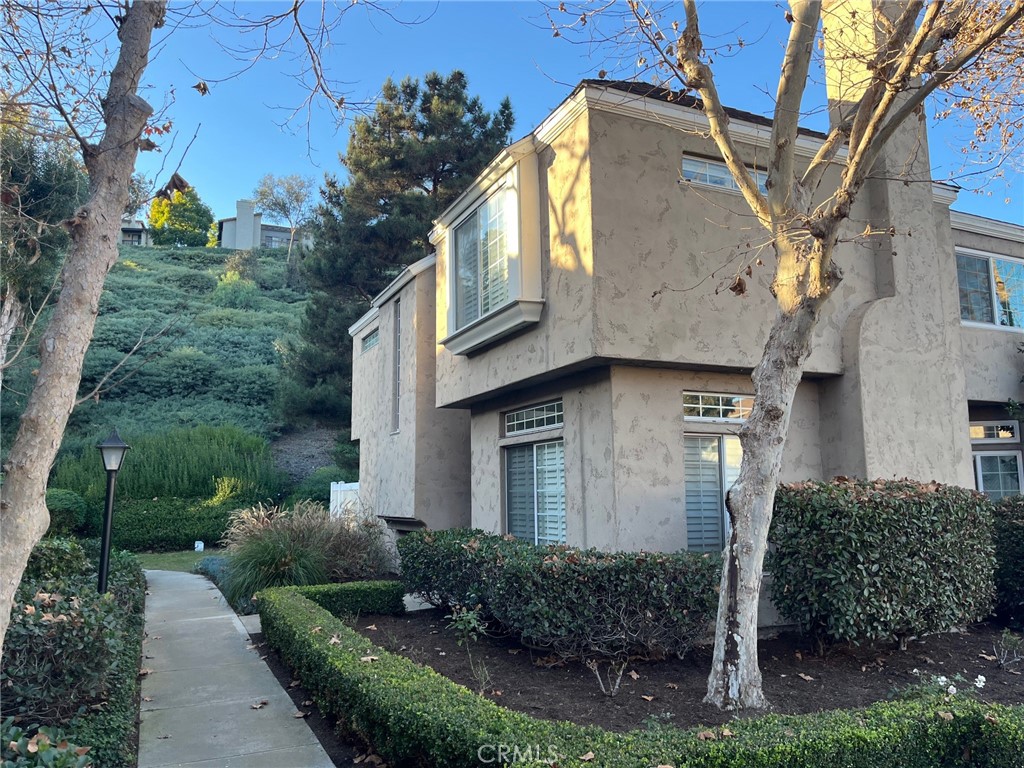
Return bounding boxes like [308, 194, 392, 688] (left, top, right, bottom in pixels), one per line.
[348, 609, 1024, 733]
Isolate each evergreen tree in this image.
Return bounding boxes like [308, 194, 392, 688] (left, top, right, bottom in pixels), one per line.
[282, 71, 514, 451]
[148, 186, 215, 247]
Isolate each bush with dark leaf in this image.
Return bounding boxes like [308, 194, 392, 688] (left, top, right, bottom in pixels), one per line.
[768, 478, 995, 649]
[994, 494, 1024, 625]
[44, 489, 89, 537]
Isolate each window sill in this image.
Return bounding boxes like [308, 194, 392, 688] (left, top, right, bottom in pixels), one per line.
[442, 299, 544, 355]
[961, 321, 1024, 335]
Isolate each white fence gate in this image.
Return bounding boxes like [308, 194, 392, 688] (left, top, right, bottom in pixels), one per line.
[329, 481, 361, 518]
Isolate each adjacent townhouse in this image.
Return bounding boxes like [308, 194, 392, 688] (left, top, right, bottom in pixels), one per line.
[349, 77, 1023, 562]
[216, 199, 302, 250]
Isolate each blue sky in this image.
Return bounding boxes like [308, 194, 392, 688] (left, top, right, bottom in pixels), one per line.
[135, 0, 1022, 225]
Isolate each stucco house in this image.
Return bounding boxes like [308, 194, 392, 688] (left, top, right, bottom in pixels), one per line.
[216, 199, 302, 250]
[348, 77, 1023, 562]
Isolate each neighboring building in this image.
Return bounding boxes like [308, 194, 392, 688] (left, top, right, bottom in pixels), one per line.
[120, 217, 151, 247]
[216, 199, 302, 250]
[349, 77, 1023, 564]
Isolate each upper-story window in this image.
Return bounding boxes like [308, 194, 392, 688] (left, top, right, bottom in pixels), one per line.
[957, 248, 1024, 330]
[682, 157, 767, 195]
[454, 190, 513, 330]
[361, 327, 380, 353]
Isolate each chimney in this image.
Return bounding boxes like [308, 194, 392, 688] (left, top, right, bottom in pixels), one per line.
[822, 0, 890, 128]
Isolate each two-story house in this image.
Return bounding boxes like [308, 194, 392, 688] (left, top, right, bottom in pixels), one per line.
[349, 77, 1023, 560]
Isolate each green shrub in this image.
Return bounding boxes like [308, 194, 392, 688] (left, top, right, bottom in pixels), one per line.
[768, 478, 995, 649]
[22, 538, 91, 583]
[195, 554, 231, 587]
[83, 497, 237, 552]
[994, 495, 1024, 624]
[163, 270, 217, 294]
[293, 580, 406, 617]
[286, 466, 346, 505]
[398, 529, 720, 665]
[68, 550, 147, 768]
[211, 270, 260, 309]
[1, 719, 92, 768]
[258, 586, 1024, 768]
[1, 577, 123, 723]
[52, 424, 286, 502]
[221, 501, 389, 610]
[44, 489, 89, 536]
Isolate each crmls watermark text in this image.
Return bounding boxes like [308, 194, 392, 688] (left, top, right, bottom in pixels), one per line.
[477, 744, 560, 764]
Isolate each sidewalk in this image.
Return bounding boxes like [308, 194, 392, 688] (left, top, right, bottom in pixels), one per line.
[137, 570, 334, 768]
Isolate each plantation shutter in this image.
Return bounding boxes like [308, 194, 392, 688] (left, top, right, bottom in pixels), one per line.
[534, 440, 566, 545]
[455, 211, 480, 327]
[479, 195, 509, 315]
[685, 436, 724, 552]
[506, 444, 536, 541]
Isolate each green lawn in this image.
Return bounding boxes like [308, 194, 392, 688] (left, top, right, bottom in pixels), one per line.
[136, 548, 224, 572]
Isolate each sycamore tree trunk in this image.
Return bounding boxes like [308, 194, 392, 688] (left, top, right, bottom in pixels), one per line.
[0, 0, 166, 657]
[0, 290, 25, 389]
[704, 233, 836, 710]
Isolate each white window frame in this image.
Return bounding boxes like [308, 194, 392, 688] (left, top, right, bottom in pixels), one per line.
[969, 420, 1019, 445]
[682, 391, 754, 423]
[684, 433, 741, 553]
[681, 156, 768, 196]
[504, 400, 564, 437]
[504, 438, 567, 546]
[974, 450, 1024, 499]
[390, 299, 401, 433]
[957, 247, 1024, 334]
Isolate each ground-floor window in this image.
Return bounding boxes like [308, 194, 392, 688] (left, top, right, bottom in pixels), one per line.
[974, 451, 1023, 500]
[684, 434, 741, 552]
[506, 439, 566, 545]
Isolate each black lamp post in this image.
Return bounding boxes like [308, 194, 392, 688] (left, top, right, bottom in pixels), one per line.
[96, 429, 130, 593]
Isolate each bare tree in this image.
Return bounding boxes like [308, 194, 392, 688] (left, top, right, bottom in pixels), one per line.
[0, 0, 405, 656]
[252, 173, 316, 285]
[552, 0, 1024, 710]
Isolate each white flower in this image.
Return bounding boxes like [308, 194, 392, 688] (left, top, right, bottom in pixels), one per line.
[974, 675, 986, 689]
[947, 685, 957, 695]
[936, 676, 948, 686]
[911, 668, 920, 675]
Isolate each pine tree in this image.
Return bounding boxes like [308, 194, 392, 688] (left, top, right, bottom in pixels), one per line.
[282, 71, 514, 448]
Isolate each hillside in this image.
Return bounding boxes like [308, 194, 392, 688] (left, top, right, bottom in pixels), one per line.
[2, 245, 318, 462]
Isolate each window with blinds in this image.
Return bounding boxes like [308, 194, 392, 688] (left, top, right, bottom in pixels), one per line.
[684, 434, 741, 552]
[454, 190, 511, 329]
[506, 440, 566, 545]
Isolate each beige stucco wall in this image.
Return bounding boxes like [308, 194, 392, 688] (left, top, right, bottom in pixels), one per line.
[351, 268, 471, 529]
[953, 225, 1024, 403]
[468, 365, 821, 551]
[434, 110, 597, 408]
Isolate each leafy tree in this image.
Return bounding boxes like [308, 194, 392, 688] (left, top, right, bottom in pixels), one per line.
[553, 0, 1024, 710]
[0, 112, 88, 384]
[148, 186, 215, 247]
[253, 173, 316, 286]
[284, 71, 514, 437]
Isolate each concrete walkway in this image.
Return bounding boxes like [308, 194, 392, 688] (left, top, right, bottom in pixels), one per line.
[137, 570, 333, 768]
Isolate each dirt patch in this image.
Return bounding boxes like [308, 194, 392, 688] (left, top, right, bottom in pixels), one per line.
[351, 609, 1024, 732]
[271, 425, 339, 482]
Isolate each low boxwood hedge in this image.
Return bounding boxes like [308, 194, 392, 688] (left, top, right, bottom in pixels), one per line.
[257, 583, 1024, 767]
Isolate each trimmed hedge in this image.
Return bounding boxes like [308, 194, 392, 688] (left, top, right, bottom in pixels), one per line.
[22, 538, 91, 582]
[257, 584, 1024, 767]
[398, 529, 719, 662]
[287, 580, 406, 617]
[768, 479, 995, 648]
[84, 497, 237, 551]
[44, 489, 89, 537]
[994, 495, 1024, 624]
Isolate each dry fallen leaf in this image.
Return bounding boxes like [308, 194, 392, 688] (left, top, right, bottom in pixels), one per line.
[697, 730, 717, 741]
[302, 700, 313, 707]
[665, 682, 679, 690]
[641, 695, 654, 702]
[721, 727, 735, 738]
[251, 699, 269, 710]
[798, 673, 815, 682]
[310, 626, 322, 634]
[979, 653, 997, 661]
[507, 649, 520, 655]
[365, 624, 378, 631]
[579, 751, 595, 761]
[938, 711, 954, 721]
[360, 655, 380, 663]
[628, 670, 640, 680]
[138, 668, 154, 677]
[985, 713, 999, 724]
[491, 690, 503, 696]
[156, 735, 170, 740]
[142, 696, 153, 702]
[289, 680, 300, 688]
[328, 634, 342, 646]
[293, 711, 309, 719]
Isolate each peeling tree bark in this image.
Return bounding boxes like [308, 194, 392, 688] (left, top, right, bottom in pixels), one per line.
[0, 290, 25, 389]
[0, 0, 166, 656]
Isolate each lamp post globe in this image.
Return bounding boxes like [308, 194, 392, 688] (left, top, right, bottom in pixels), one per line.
[96, 430, 130, 593]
